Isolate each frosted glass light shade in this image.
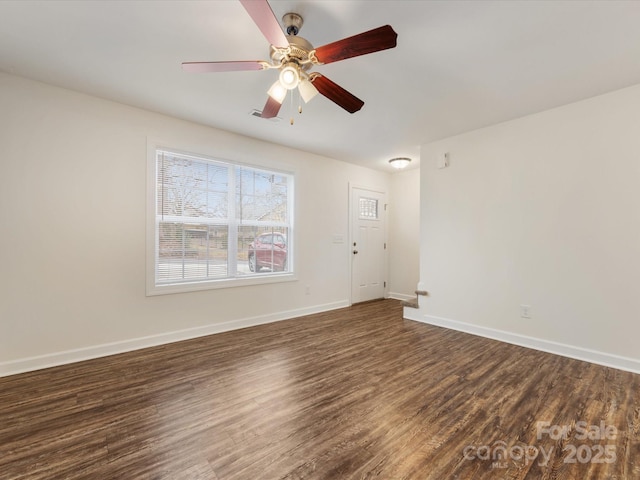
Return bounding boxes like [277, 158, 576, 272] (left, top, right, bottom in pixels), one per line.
[267, 81, 287, 103]
[298, 79, 318, 103]
[279, 65, 300, 90]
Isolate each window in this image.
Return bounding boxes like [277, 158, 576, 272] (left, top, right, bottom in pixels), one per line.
[148, 148, 294, 294]
[359, 197, 379, 219]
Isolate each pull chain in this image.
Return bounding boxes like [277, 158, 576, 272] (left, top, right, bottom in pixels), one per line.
[288, 88, 303, 125]
[290, 89, 294, 125]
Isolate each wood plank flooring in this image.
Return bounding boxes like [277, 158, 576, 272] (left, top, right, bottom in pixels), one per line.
[1, 299, 639, 479]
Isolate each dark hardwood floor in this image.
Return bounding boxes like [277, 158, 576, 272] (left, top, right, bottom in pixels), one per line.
[1, 300, 639, 479]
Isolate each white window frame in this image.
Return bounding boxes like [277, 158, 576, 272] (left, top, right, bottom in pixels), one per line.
[146, 143, 296, 296]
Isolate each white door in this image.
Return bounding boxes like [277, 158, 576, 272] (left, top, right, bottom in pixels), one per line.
[350, 187, 386, 304]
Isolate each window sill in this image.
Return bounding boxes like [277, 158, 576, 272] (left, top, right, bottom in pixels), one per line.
[146, 272, 298, 296]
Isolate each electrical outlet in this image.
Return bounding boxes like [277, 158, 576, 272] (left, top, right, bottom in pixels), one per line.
[305, 285, 311, 295]
[520, 304, 532, 319]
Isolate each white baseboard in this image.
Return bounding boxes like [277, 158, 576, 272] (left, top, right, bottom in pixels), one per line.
[403, 309, 640, 375]
[0, 300, 350, 378]
[387, 292, 415, 302]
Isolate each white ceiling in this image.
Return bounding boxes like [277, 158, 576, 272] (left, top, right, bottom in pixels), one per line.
[2, 1, 640, 172]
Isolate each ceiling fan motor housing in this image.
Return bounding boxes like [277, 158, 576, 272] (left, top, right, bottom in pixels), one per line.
[270, 33, 315, 72]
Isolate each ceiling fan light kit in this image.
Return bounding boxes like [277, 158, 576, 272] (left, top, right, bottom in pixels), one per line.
[182, 0, 397, 121]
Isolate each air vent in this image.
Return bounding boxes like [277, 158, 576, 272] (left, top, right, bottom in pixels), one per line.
[249, 109, 281, 122]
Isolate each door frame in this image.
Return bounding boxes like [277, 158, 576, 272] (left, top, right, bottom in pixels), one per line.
[348, 183, 388, 305]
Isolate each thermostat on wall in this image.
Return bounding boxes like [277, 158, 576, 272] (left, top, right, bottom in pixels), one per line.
[438, 152, 449, 169]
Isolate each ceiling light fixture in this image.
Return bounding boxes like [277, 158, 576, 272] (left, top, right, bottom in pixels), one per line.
[389, 157, 412, 169]
[279, 63, 300, 90]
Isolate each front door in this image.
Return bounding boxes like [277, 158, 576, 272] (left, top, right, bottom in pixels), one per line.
[350, 187, 386, 304]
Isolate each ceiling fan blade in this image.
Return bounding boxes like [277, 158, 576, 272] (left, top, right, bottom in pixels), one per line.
[239, 0, 289, 48]
[181, 61, 266, 73]
[313, 25, 398, 65]
[310, 74, 364, 114]
[261, 96, 282, 118]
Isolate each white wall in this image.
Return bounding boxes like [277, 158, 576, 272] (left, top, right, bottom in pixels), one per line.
[388, 168, 420, 300]
[408, 83, 640, 373]
[0, 73, 391, 375]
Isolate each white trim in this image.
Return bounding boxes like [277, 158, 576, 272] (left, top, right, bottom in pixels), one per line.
[0, 300, 349, 378]
[387, 292, 415, 302]
[403, 310, 640, 375]
[149, 272, 298, 296]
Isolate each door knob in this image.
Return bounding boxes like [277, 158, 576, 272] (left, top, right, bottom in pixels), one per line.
[353, 250, 358, 254]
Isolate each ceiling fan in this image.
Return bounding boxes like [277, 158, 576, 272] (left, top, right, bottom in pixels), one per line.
[182, 0, 398, 120]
